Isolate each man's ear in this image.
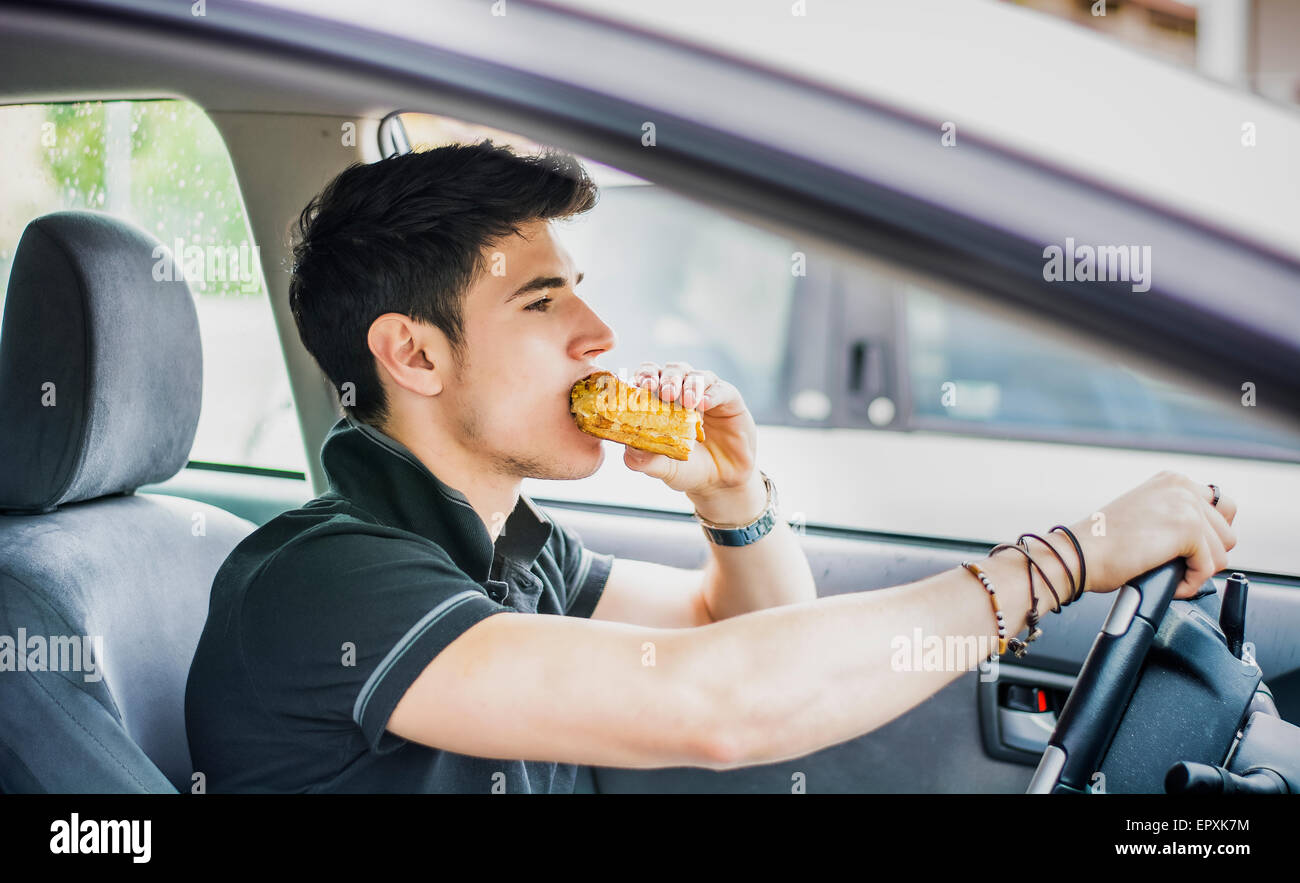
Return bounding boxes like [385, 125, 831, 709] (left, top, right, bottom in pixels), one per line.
[367, 313, 448, 399]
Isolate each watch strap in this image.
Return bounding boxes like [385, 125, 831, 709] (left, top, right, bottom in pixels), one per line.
[695, 472, 778, 547]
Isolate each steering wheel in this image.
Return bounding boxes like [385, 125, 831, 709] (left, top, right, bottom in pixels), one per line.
[1026, 559, 1185, 794]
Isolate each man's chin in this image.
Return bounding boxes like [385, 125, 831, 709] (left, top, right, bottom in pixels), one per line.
[528, 440, 605, 481]
[566, 441, 606, 479]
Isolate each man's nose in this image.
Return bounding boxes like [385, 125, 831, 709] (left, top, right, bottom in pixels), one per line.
[575, 300, 617, 357]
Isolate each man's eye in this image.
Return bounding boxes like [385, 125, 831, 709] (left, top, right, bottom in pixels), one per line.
[524, 296, 553, 312]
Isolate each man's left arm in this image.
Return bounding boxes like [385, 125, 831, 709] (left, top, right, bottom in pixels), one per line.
[688, 470, 818, 621]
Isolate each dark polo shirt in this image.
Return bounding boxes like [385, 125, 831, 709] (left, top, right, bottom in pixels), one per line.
[184, 415, 614, 793]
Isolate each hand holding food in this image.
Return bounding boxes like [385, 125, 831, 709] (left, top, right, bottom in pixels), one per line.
[571, 361, 760, 507]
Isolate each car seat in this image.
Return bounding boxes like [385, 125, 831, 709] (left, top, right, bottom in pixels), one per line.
[0, 211, 255, 792]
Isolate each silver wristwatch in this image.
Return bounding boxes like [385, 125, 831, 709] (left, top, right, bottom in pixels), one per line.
[693, 471, 779, 547]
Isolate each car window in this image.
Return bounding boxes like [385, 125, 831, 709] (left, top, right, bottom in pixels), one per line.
[0, 99, 307, 474]
[901, 283, 1300, 457]
[394, 112, 1300, 577]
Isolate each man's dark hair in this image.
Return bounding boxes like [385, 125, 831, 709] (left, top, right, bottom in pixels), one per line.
[288, 139, 598, 427]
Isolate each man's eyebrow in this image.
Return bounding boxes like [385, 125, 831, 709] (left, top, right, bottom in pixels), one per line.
[505, 271, 584, 303]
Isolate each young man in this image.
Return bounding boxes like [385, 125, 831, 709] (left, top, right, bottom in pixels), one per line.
[184, 140, 1238, 793]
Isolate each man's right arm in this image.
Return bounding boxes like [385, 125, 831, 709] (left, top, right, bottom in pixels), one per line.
[387, 471, 1236, 771]
[386, 540, 1056, 770]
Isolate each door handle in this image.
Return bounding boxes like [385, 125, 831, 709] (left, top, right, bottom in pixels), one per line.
[845, 338, 896, 425]
[847, 338, 886, 399]
[998, 707, 1058, 754]
[978, 668, 1076, 764]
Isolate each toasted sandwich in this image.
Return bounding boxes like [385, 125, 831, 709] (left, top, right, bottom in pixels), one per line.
[570, 370, 705, 461]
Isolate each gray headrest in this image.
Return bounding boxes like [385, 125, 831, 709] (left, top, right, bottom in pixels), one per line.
[0, 211, 202, 513]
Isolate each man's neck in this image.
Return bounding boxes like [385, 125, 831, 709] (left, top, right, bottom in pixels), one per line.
[379, 419, 520, 545]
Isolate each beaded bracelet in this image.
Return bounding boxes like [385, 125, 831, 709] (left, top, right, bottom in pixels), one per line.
[988, 543, 1049, 653]
[960, 561, 1027, 661]
[962, 527, 1091, 663]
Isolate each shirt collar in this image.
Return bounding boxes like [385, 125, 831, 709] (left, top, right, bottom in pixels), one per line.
[318, 415, 554, 582]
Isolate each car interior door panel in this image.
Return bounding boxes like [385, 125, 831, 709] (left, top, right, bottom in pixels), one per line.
[542, 504, 1300, 792]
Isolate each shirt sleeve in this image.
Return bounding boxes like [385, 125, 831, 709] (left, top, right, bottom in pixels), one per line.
[239, 530, 510, 755]
[551, 520, 615, 619]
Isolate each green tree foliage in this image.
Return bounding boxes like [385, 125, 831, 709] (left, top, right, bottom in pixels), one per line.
[41, 100, 260, 297]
